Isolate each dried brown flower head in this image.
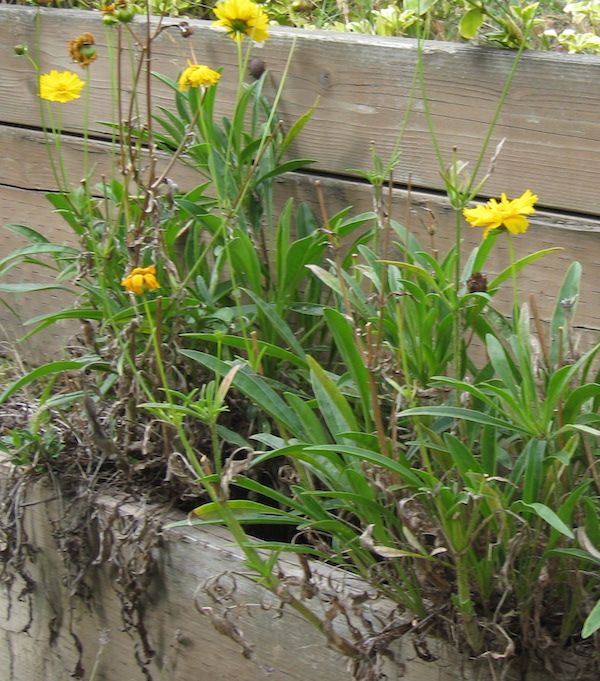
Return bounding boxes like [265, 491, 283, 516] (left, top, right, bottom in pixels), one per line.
[467, 272, 488, 294]
[68, 33, 97, 68]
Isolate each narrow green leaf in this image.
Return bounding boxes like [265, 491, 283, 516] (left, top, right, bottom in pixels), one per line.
[443, 433, 484, 480]
[305, 444, 421, 487]
[323, 308, 373, 430]
[243, 289, 306, 358]
[192, 500, 301, 523]
[486, 334, 519, 399]
[582, 598, 600, 638]
[562, 384, 600, 425]
[550, 262, 582, 368]
[487, 248, 563, 290]
[0, 243, 79, 272]
[4, 224, 51, 243]
[307, 355, 358, 440]
[399, 405, 530, 435]
[0, 283, 74, 293]
[254, 159, 316, 186]
[0, 358, 105, 404]
[516, 501, 573, 538]
[279, 97, 320, 158]
[183, 333, 308, 369]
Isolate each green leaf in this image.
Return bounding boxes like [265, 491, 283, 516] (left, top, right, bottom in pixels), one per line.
[459, 8, 485, 39]
[279, 97, 320, 158]
[307, 355, 358, 440]
[192, 500, 301, 524]
[243, 289, 306, 358]
[486, 334, 519, 398]
[487, 248, 563, 291]
[0, 283, 74, 293]
[180, 351, 305, 439]
[515, 501, 574, 539]
[443, 433, 484, 480]
[254, 159, 316, 186]
[284, 392, 331, 444]
[0, 358, 106, 404]
[550, 262, 582, 368]
[183, 332, 308, 370]
[323, 308, 373, 430]
[5, 224, 51, 243]
[305, 444, 421, 487]
[582, 598, 600, 638]
[561, 383, 600, 426]
[0, 243, 79, 272]
[399, 405, 530, 435]
[404, 0, 438, 15]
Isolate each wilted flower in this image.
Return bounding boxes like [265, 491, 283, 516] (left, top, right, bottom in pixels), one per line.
[39, 70, 86, 103]
[68, 33, 98, 68]
[463, 190, 538, 239]
[121, 266, 160, 294]
[178, 61, 221, 91]
[212, 0, 270, 44]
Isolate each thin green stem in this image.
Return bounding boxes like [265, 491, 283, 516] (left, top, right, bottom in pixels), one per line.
[507, 231, 520, 324]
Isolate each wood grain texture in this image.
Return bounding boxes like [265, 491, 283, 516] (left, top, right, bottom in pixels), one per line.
[0, 467, 484, 681]
[0, 462, 580, 681]
[1, 6, 600, 214]
[0, 165, 600, 360]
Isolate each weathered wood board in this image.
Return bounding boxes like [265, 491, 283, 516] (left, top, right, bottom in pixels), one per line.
[0, 463, 582, 681]
[0, 466, 484, 681]
[0, 137, 598, 360]
[0, 5, 599, 360]
[1, 7, 600, 214]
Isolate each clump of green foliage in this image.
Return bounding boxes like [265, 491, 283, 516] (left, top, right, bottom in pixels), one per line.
[11, 0, 600, 52]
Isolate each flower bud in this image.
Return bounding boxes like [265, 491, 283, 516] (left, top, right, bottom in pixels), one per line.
[115, 5, 136, 22]
[14, 44, 28, 56]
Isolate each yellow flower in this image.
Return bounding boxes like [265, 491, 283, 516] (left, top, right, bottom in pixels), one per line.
[178, 62, 221, 91]
[68, 33, 98, 68]
[463, 190, 539, 239]
[212, 0, 269, 44]
[39, 70, 86, 103]
[121, 266, 160, 294]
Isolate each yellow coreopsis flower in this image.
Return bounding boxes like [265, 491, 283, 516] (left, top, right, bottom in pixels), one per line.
[39, 70, 86, 103]
[121, 266, 160, 294]
[463, 190, 539, 239]
[178, 61, 221, 91]
[212, 0, 270, 44]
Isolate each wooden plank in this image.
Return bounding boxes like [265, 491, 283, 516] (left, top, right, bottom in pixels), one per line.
[1, 462, 576, 681]
[0, 465, 486, 681]
[1, 139, 599, 360]
[1, 7, 600, 215]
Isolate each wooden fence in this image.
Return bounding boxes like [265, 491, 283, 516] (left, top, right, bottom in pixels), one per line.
[1, 5, 600, 360]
